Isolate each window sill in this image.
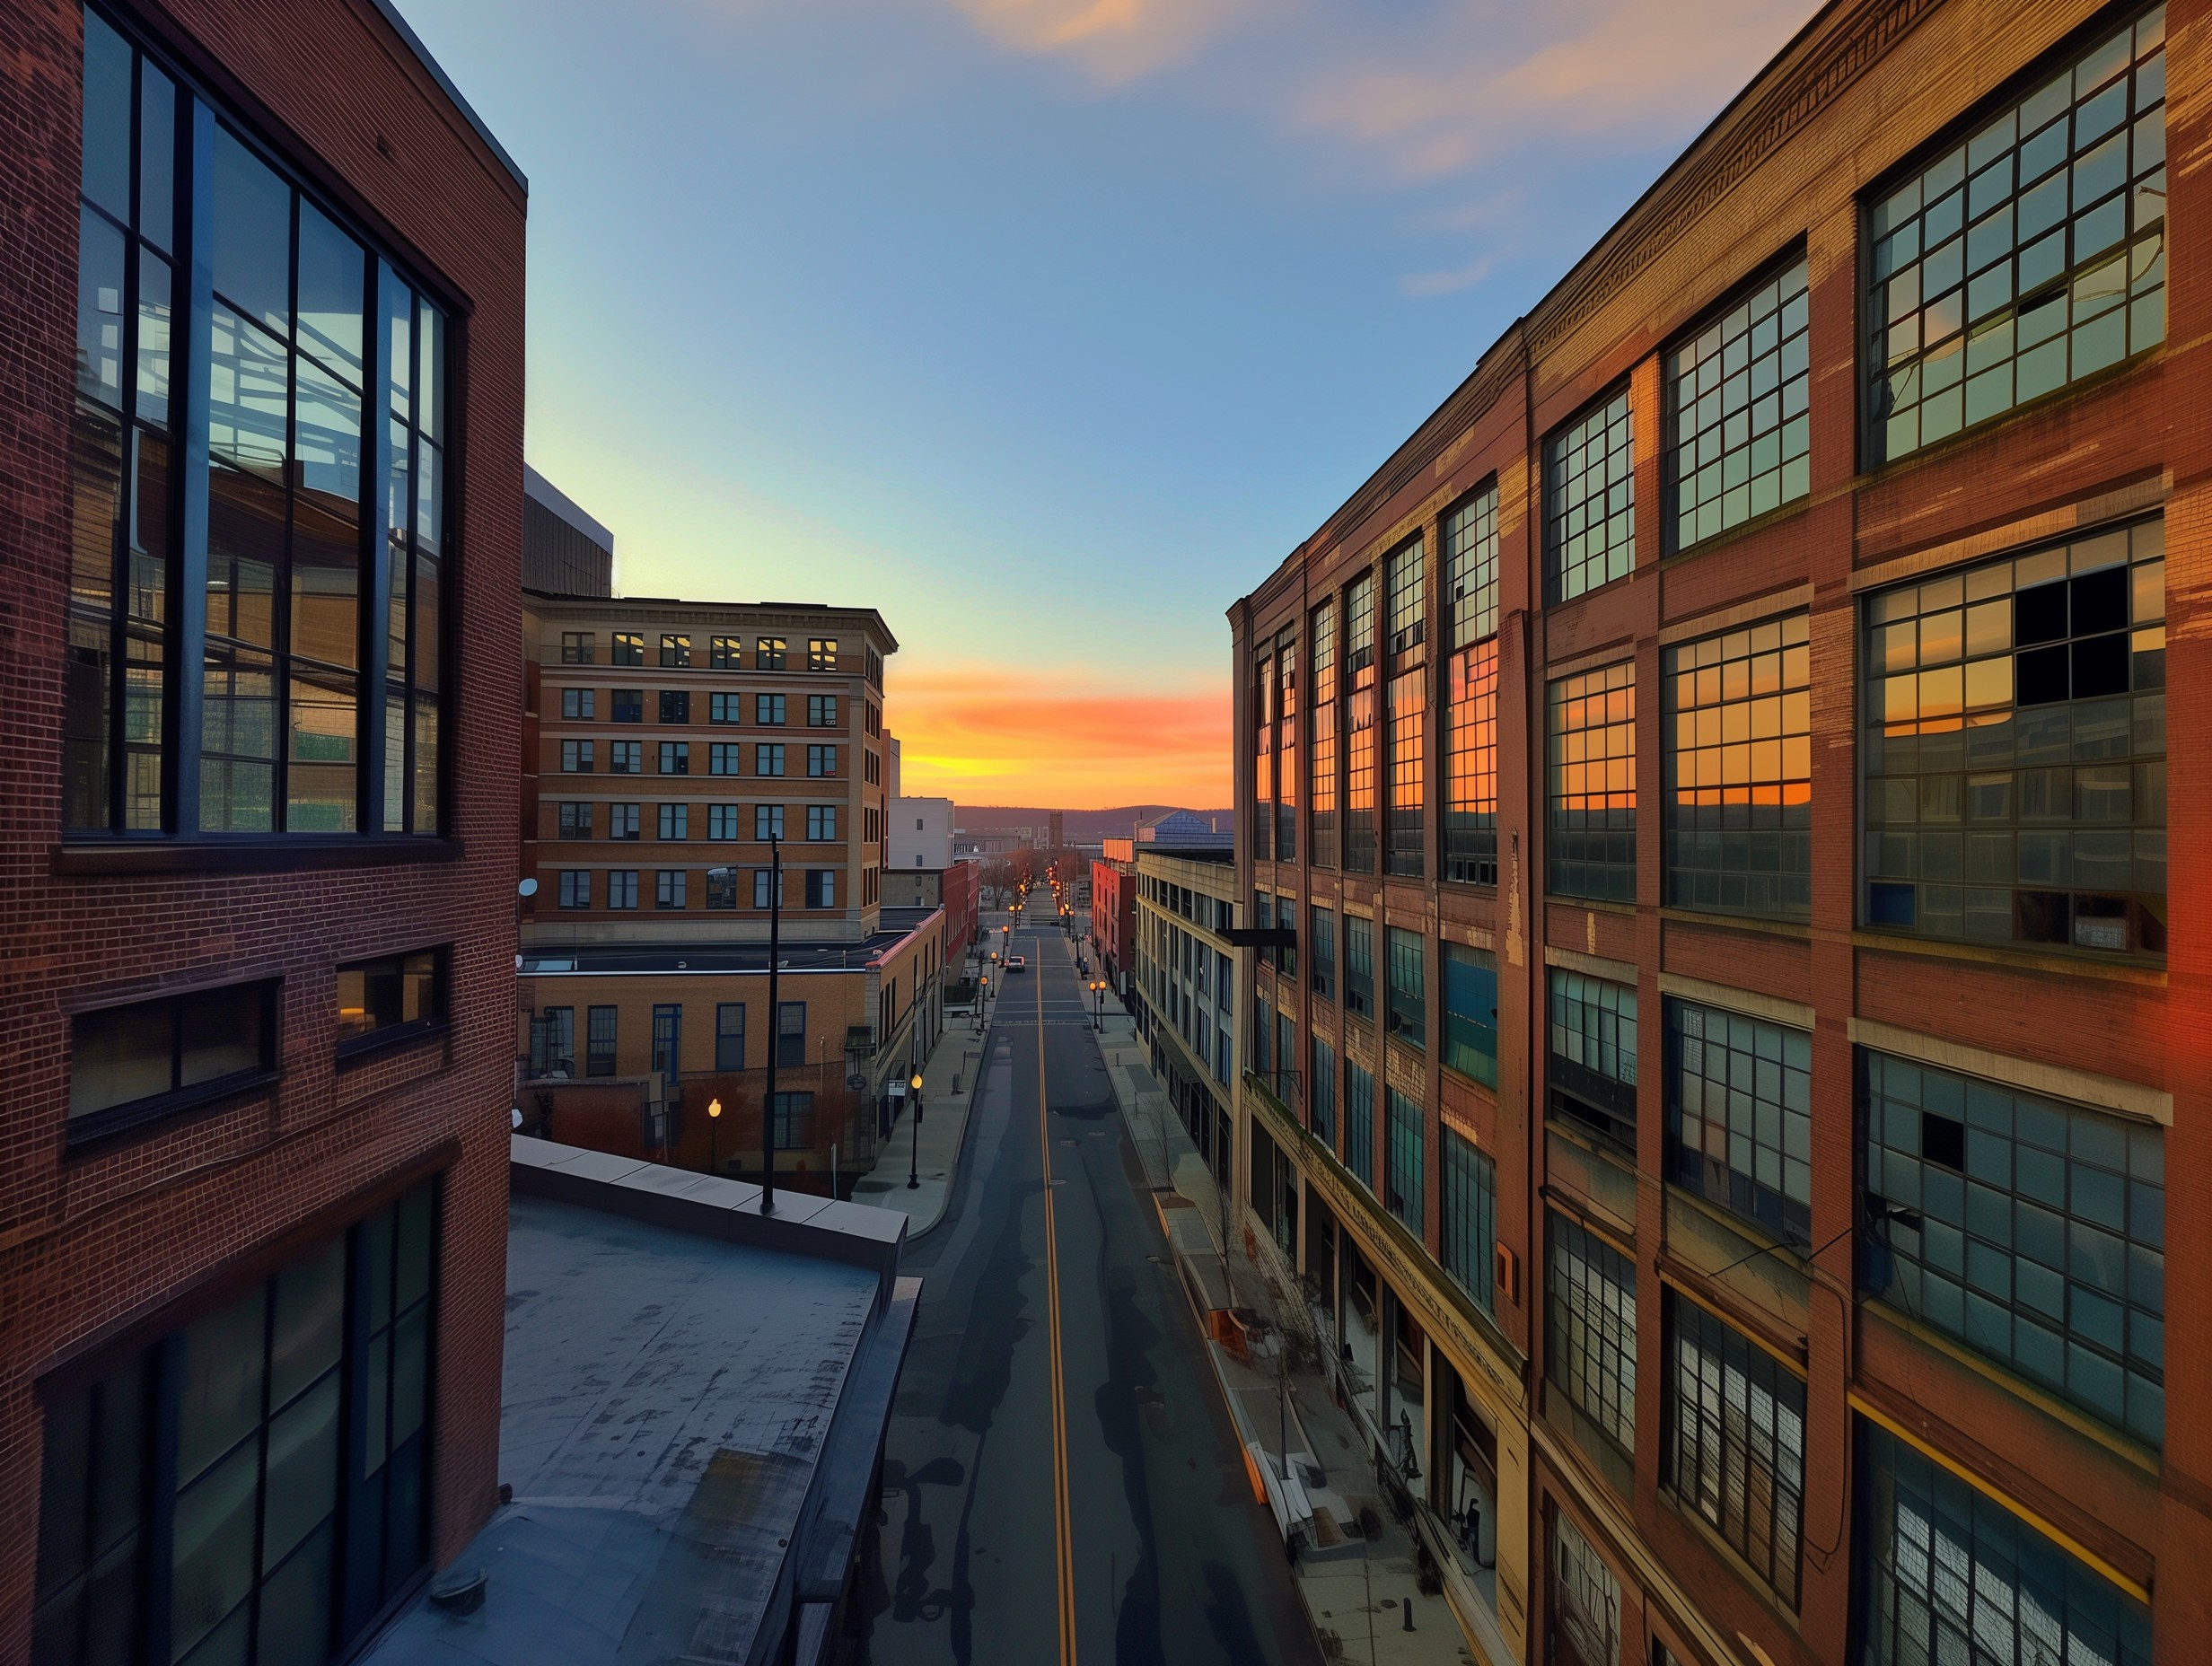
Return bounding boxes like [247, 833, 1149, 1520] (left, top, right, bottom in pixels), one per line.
[1546, 893, 1637, 916]
[56, 836, 464, 877]
[1849, 928, 2166, 986]
[1658, 906, 1810, 940]
[336, 1020, 450, 1071]
[64, 1067, 281, 1151]
[1660, 493, 1813, 568]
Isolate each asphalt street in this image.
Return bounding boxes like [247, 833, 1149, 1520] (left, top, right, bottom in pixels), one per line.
[848, 908, 1321, 1666]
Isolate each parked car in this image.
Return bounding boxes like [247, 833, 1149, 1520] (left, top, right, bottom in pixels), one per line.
[1007, 955, 1028, 973]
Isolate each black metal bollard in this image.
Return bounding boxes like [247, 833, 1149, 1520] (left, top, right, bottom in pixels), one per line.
[1401, 1594, 1414, 1631]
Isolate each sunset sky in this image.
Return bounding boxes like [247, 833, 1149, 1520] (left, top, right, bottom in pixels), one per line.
[398, 0, 1819, 809]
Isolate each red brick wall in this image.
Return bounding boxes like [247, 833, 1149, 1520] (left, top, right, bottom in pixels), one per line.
[0, 0, 524, 1647]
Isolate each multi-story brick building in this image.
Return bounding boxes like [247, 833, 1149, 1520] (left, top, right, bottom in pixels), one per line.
[1133, 839, 1242, 1191]
[519, 594, 945, 1183]
[1230, 2, 2206, 1662]
[1092, 840, 1138, 995]
[2, 0, 524, 1657]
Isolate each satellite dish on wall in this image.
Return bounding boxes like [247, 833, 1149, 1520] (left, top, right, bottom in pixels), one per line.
[510, 1108, 524, 1130]
[517, 878, 540, 898]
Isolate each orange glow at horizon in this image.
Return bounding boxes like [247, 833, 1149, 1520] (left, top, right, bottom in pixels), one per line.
[890, 665, 1230, 810]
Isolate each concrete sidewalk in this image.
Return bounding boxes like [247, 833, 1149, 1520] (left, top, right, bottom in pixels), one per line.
[1084, 960, 1483, 1666]
[846, 1001, 995, 1235]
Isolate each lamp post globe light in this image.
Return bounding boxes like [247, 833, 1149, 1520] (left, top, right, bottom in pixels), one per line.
[906, 1070, 925, 1189]
[708, 839, 780, 1214]
[707, 1096, 722, 1176]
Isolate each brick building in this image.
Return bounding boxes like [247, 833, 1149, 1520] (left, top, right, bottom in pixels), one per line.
[1229, 2, 2205, 1662]
[1091, 843, 1137, 995]
[882, 855, 978, 964]
[1133, 840, 1242, 1192]
[3, 0, 524, 1659]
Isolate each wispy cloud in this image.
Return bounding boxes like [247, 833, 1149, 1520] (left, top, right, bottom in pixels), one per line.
[938, 0, 1253, 83]
[1399, 251, 1496, 297]
[892, 663, 1229, 807]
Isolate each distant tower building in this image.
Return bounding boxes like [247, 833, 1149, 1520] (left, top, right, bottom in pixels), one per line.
[1049, 810, 1064, 849]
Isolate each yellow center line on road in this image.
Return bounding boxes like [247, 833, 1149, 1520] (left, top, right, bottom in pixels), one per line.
[1038, 962, 1078, 1664]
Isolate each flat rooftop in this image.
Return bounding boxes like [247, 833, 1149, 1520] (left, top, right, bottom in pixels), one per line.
[522, 909, 939, 977]
[362, 1143, 916, 1666]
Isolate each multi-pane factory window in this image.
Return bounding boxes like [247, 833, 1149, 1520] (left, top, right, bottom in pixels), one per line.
[67, 13, 450, 837]
[1548, 662, 1637, 902]
[1543, 386, 1635, 604]
[1310, 1035, 1336, 1145]
[1862, 519, 2165, 955]
[1441, 1128, 1497, 1315]
[1385, 927, 1424, 1050]
[1549, 970, 1638, 1153]
[1667, 999, 1813, 1245]
[1344, 1058, 1375, 1189]
[715, 1004, 745, 1069]
[588, 1005, 617, 1075]
[1276, 627, 1298, 863]
[1664, 1296, 1805, 1607]
[1386, 668, 1426, 877]
[1309, 601, 1338, 868]
[1386, 1089, 1424, 1235]
[1547, 1213, 1637, 1455]
[1445, 639, 1499, 885]
[1309, 905, 1335, 999]
[1345, 915, 1374, 1019]
[1665, 614, 1811, 918]
[1665, 256, 1811, 549]
[1385, 536, 1426, 657]
[1345, 572, 1379, 873]
[1444, 483, 1498, 647]
[1442, 943, 1497, 1088]
[1252, 649, 1274, 858]
[1862, 1049, 2164, 1445]
[1550, 1512, 1621, 1666]
[1867, 5, 2168, 463]
[1858, 1421, 2151, 1666]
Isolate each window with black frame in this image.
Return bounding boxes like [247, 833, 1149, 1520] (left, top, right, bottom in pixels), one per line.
[1866, 6, 2167, 464]
[1663, 615, 1811, 919]
[1663, 1294, 1804, 1606]
[1546, 1212, 1637, 1459]
[1386, 1088, 1424, 1234]
[1543, 388, 1634, 605]
[1862, 519, 2165, 956]
[1344, 573, 1379, 873]
[1276, 627, 1298, 864]
[1444, 485, 1500, 885]
[1308, 600, 1338, 868]
[32, 1183, 436, 1666]
[1665, 998, 1811, 1245]
[1385, 927, 1424, 1050]
[1344, 1057, 1375, 1189]
[1441, 1129, 1497, 1315]
[335, 946, 443, 1055]
[1548, 662, 1637, 903]
[67, 10, 450, 840]
[1548, 969, 1638, 1153]
[68, 979, 276, 1141]
[1664, 256, 1810, 550]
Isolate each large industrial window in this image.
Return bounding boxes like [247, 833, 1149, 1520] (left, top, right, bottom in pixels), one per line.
[1309, 905, 1335, 1000]
[587, 1005, 617, 1075]
[1445, 483, 1498, 646]
[1386, 668, 1426, 877]
[1858, 1420, 2151, 1666]
[1864, 519, 2165, 956]
[1862, 1049, 2164, 1445]
[1547, 1213, 1637, 1457]
[715, 1003, 745, 1070]
[1665, 255, 1810, 549]
[1309, 601, 1338, 868]
[1345, 915, 1374, 1019]
[1664, 614, 1811, 918]
[1549, 970, 1638, 1153]
[1549, 1510, 1621, 1666]
[1664, 1295, 1804, 1607]
[1271, 628, 1297, 863]
[651, 1004, 682, 1076]
[67, 10, 449, 837]
[1666, 998, 1812, 1246]
[1311, 1034, 1336, 1145]
[1442, 943, 1497, 1088]
[1385, 536, 1426, 656]
[1549, 662, 1636, 903]
[1385, 927, 1424, 1050]
[1345, 1058, 1375, 1189]
[32, 1183, 436, 1666]
[1441, 1129, 1497, 1315]
[1445, 639, 1499, 886]
[1543, 387, 1634, 604]
[1251, 650, 1274, 860]
[1345, 572, 1379, 874]
[1866, 5, 2167, 464]
[1386, 1089, 1424, 1235]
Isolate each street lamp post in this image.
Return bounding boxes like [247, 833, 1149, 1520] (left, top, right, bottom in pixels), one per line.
[906, 1070, 925, 1188]
[1091, 980, 1106, 1030]
[707, 1096, 722, 1176]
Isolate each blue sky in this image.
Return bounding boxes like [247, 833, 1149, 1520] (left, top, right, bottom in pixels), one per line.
[396, 0, 1817, 805]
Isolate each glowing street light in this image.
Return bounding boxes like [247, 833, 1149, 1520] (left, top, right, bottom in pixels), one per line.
[906, 1071, 926, 1190]
[707, 1096, 723, 1176]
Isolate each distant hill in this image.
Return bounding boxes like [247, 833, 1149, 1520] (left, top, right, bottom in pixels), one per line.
[954, 804, 1234, 843]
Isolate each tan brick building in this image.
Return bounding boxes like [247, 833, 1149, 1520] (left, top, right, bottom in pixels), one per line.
[1230, 2, 2206, 1662]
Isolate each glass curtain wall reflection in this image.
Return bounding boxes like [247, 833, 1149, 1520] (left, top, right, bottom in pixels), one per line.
[68, 5, 446, 840]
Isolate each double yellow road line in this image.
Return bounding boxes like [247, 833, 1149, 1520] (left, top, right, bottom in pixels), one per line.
[1036, 964, 1079, 1663]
